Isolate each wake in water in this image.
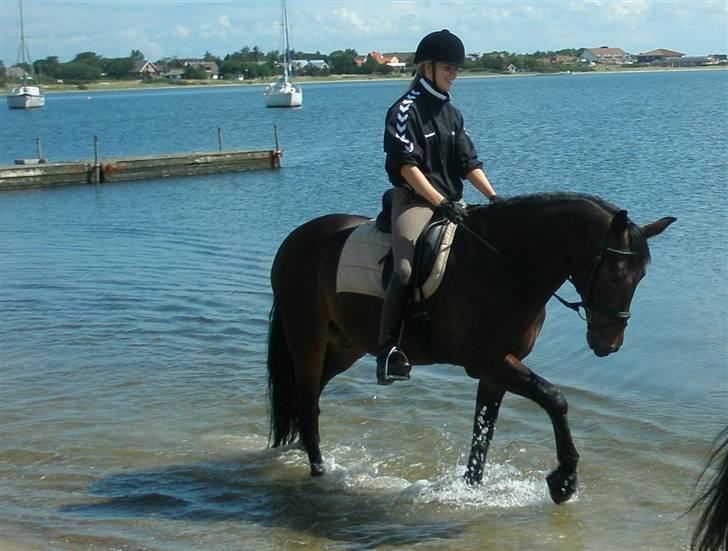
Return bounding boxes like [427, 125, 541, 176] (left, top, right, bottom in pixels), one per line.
[271, 441, 552, 509]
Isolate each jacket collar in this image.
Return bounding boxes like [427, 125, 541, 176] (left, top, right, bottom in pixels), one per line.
[418, 76, 450, 103]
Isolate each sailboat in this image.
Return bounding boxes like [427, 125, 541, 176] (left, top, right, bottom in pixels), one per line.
[263, 0, 302, 108]
[7, 0, 45, 110]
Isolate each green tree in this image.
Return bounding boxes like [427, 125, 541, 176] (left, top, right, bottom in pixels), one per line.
[130, 49, 144, 60]
[0, 61, 6, 84]
[103, 57, 135, 79]
[72, 51, 103, 66]
[35, 56, 60, 78]
[57, 62, 102, 81]
[183, 65, 207, 80]
[328, 49, 358, 74]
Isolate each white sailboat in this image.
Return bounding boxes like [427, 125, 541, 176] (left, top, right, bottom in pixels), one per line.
[264, 1, 302, 108]
[7, 0, 45, 110]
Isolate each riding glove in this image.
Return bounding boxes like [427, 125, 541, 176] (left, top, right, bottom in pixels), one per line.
[439, 199, 468, 224]
[489, 195, 504, 203]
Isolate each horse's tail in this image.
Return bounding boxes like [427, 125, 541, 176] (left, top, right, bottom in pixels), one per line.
[267, 304, 299, 447]
[689, 427, 728, 551]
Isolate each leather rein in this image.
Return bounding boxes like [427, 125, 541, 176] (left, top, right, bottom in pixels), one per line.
[458, 220, 640, 326]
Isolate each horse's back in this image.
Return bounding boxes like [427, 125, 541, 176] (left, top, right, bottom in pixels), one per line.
[272, 214, 368, 304]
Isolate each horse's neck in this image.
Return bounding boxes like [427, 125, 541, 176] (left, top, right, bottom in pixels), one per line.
[478, 201, 607, 292]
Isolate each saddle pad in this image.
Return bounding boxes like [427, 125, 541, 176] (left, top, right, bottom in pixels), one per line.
[336, 219, 456, 301]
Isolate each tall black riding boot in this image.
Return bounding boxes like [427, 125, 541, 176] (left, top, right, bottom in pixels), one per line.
[376, 275, 412, 385]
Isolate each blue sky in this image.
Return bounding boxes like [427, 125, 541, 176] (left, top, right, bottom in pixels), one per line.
[1, 0, 726, 65]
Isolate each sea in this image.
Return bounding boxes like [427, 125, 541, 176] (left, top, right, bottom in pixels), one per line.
[1, 70, 726, 550]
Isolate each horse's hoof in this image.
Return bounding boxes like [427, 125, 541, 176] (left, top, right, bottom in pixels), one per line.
[310, 462, 325, 477]
[546, 466, 577, 504]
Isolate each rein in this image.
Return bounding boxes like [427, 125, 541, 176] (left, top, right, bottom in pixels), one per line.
[458, 218, 639, 325]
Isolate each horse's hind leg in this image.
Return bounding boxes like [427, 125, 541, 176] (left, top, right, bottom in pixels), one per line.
[284, 321, 327, 476]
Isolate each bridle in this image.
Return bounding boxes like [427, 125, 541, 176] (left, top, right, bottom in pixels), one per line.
[458, 221, 640, 327]
[557, 243, 639, 327]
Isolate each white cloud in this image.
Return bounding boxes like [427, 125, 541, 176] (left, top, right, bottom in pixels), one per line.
[173, 24, 191, 38]
[332, 8, 372, 34]
[199, 14, 234, 39]
[606, 0, 651, 23]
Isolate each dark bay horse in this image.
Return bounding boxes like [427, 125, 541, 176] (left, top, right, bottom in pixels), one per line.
[267, 192, 675, 504]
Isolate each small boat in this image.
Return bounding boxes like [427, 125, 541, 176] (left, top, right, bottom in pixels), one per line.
[264, 0, 302, 108]
[7, 0, 45, 110]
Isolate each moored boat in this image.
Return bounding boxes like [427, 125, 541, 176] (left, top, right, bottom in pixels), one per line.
[6, 0, 45, 110]
[264, 0, 302, 108]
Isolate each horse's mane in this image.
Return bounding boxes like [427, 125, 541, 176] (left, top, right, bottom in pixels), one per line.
[469, 192, 651, 270]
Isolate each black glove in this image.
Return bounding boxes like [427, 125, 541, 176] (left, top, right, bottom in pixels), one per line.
[489, 195, 504, 204]
[439, 199, 468, 224]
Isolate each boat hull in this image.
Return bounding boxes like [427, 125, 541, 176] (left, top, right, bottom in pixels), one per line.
[7, 86, 45, 109]
[264, 90, 303, 108]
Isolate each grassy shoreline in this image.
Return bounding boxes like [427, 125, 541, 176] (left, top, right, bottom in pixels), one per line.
[8, 65, 726, 95]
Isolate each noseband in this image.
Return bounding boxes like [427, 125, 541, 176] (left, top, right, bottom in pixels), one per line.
[558, 245, 639, 327]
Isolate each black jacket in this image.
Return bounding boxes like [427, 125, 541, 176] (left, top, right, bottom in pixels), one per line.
[383, 76, 482, 201]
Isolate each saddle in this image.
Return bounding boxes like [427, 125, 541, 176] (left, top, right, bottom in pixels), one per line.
[336, 189, 456, 301]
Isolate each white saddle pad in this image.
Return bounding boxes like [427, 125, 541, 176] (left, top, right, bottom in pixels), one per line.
[335, 219, 456, 301]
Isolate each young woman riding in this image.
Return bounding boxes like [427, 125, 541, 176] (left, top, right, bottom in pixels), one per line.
[377, 29, 501, 385]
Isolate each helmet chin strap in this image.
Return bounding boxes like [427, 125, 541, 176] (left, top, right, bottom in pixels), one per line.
[429, 61, 445, 94]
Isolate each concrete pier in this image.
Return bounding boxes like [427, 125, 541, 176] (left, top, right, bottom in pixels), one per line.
[0, 149, 282, 191]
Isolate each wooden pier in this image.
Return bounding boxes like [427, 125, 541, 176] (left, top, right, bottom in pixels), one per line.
[1, 127, 284, 191]
[0, 149, 281, 191]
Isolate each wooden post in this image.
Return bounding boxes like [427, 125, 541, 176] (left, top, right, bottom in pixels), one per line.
[36, 137, 42, 160]
[93, 135, 101, 183]
[273, 124, 280, 153]
[218, 127, 223, 151]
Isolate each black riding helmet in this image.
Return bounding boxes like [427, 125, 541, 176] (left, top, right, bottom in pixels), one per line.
[413, 29, 465, 66]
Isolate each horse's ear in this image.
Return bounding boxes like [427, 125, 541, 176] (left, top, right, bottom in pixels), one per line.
[610, 210, 629, 234]
[642, 216, 677, 239]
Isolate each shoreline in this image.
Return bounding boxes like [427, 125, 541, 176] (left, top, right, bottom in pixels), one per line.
[12, 65, 726, 96]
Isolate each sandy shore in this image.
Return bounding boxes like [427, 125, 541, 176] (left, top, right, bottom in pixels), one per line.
[24, 65, 725, 95]
[0, 537, 40, 551]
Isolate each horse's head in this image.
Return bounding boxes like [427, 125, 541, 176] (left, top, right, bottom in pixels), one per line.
[575, 210, 676, 357]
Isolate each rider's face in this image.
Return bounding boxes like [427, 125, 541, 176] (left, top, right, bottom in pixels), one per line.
[425, 62, 459, 93]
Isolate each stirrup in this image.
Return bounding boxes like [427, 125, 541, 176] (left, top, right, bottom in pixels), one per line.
[376, 346, 411, 385]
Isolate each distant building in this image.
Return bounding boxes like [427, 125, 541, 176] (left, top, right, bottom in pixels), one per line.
[651, 56, 713, 68]
[367, 51, 406, 71]
[635, 49, 685, 63]
[578, 47, 633, 65]
[290, 59, 330, 72]
[132, 59, 161, 79]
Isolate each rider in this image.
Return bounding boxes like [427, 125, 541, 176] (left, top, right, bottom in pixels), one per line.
[376, 29, 501, 385]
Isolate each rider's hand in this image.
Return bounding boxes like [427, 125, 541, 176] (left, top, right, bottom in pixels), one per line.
[489, 195, 504, 204]
[439, 199, 468, 224]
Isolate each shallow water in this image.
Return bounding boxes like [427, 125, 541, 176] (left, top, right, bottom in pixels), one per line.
[1, 70, 726, 549]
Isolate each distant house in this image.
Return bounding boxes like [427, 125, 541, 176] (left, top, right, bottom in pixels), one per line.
[163, 69, 184, 80]
[367, 51, 406, 71]
[544, 55, 576, 64]
[132, 59, 161, 79]
[187, 61, 219, 79]
[651, 56, 713, 68]
[290, 59, 330, 72]
[635, 49, 685, 63]
[504, 63, 517, 73]
[578, 47, 633, 65]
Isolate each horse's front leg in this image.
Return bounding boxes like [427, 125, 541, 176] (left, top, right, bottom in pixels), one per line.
[464, 380, 505, 485]
[502, 354, 580, 504]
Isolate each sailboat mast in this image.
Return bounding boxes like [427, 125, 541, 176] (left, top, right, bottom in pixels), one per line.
[282, 0, 290, 82]
[16, 0, 33, 73]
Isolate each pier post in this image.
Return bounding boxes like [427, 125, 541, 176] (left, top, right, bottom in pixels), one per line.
[36, 137, 43, 161]
[218, 127, 223, 151]
[93, 135, 101, 184]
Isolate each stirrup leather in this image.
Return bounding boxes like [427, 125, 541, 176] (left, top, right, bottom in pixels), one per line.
[376, 346, 411, 385]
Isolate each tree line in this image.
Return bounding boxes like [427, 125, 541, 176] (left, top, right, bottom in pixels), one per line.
[1, 46, 590, 84]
